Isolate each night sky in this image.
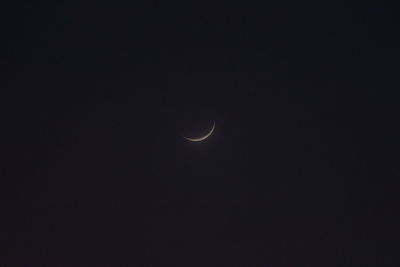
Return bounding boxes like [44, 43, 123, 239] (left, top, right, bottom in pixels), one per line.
[2, 2, 400, 266]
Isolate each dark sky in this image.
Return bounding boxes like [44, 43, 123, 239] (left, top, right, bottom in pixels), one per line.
[2, 2, 400, 266]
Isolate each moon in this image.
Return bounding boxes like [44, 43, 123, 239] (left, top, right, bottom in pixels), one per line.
[183, 122, 215, 142]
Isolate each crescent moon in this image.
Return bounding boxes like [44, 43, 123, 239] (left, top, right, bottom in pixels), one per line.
[183, 122, 215, 142]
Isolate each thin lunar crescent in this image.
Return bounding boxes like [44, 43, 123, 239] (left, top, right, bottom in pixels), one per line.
[184, 122, 215, 142]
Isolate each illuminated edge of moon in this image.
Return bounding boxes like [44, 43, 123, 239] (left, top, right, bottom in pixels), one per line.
[183, 122, 215, 142]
